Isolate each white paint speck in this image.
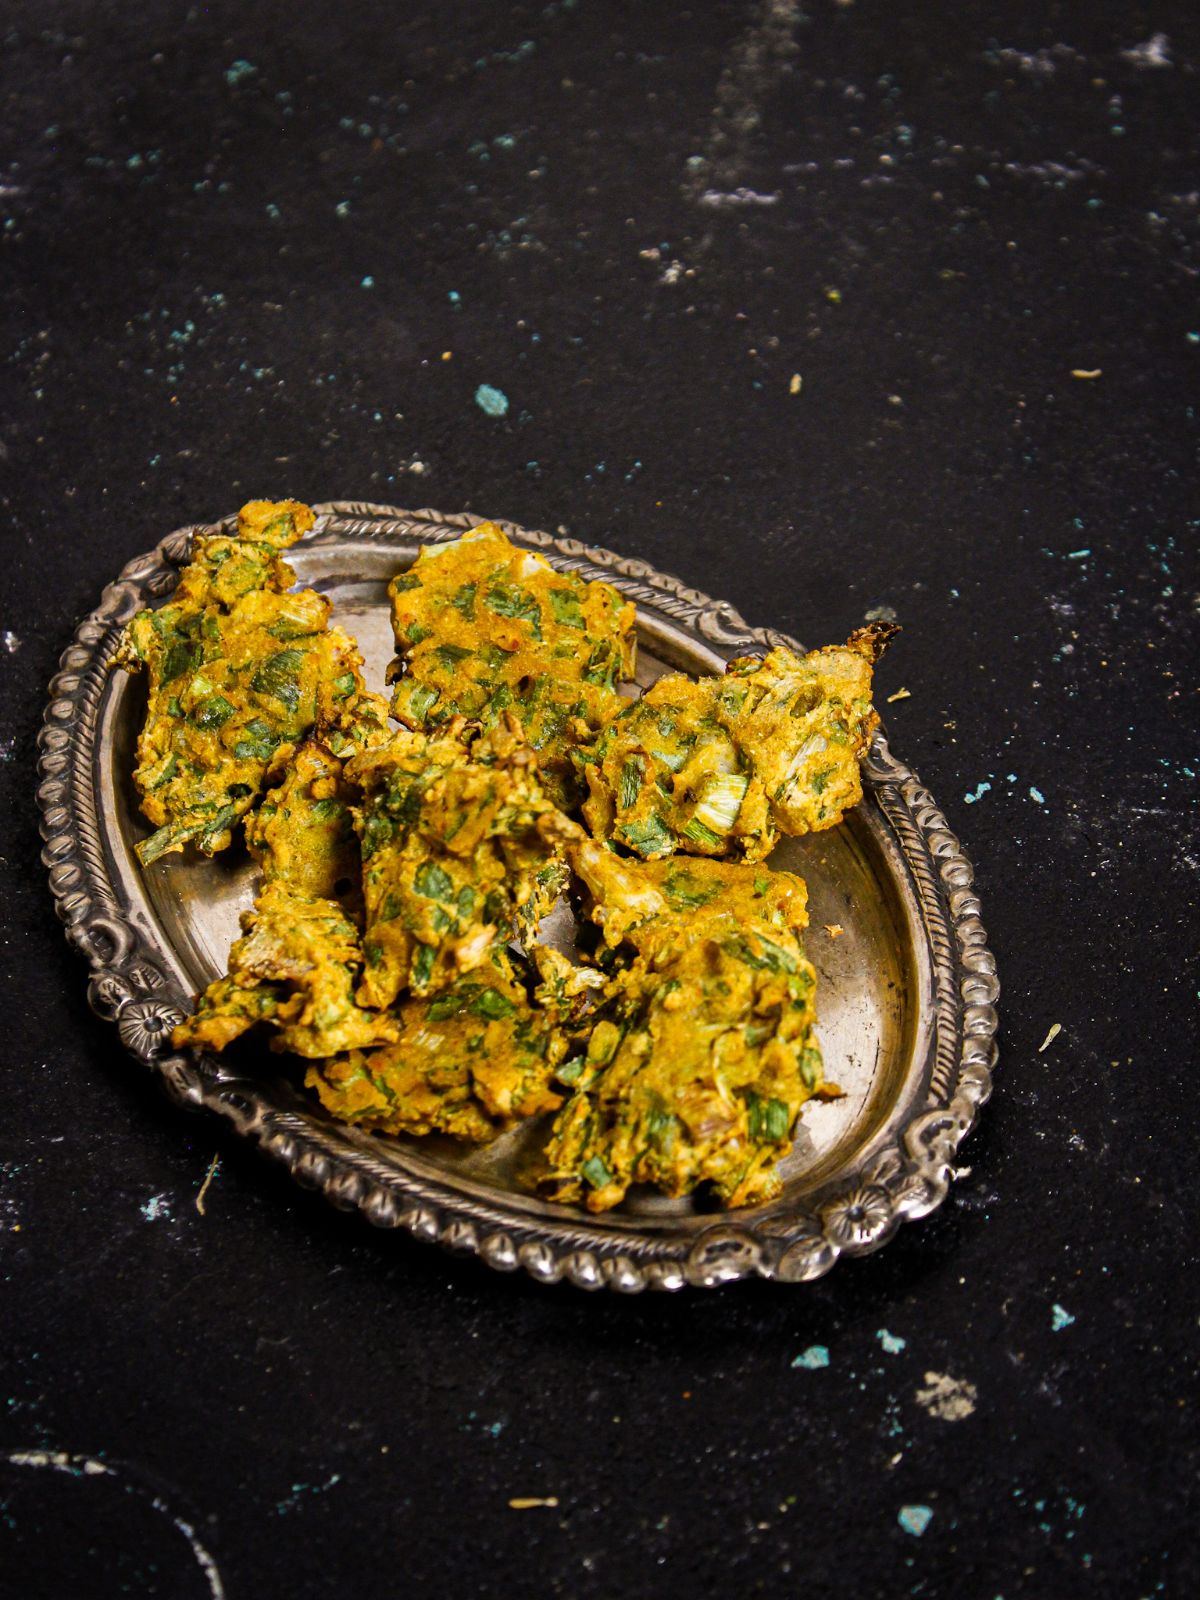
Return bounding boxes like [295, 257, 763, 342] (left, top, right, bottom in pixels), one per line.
[2, 631, 20, 653]
[915, 1371, 978, 1421]
[1121, 34, 1172, 69]
[698, 187, 781, 208]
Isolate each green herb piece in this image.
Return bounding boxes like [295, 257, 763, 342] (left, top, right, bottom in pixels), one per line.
[411, 943, 435, 987]
[472, 988, 515, 1020]
[233, 718, 281, 762]
[618, 814, 674, 856]
[450, 581, 477, 617]
[413, 860, 455, 901]
[581, 1155, 613, 1189]
[547, 588, 585, 629]
[434, 643, 473, 668]
[250, 648, 306, 712]
[405, 684, 438, 722]
[618, 755, 645, 811]
[748, 1095, 791, 1142]
[682, 818, 722, 849]
[191, 695, 235, 730]
[162, 640, 202, 684]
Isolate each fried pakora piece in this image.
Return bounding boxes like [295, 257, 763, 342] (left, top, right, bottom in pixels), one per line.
[579, 624, 896, 863]
[541, 842, 836, 1212]
[172, 730, 400, 1059]
[346, 721, 573, 1010]
[172, 880, 399, 1058]
[245, 740, 363, 905]
[115, 498, 384, 863]
[306, 947, 565, 1141]
[387, 522, 637, 806]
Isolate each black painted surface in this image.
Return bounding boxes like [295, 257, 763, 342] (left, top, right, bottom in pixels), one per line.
[2, 4, 1197, 1597]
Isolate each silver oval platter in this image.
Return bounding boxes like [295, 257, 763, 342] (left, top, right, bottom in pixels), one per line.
[37, 503, 999, 1291]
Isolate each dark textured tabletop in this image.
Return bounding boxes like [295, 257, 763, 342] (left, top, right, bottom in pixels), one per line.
[2, 4, 1197, 1597]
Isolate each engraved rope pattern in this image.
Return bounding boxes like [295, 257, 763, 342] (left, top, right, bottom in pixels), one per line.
[37, 506, 998, 1291]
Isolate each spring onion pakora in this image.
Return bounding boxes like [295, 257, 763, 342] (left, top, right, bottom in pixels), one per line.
[116, 499, 383, 863]
[541, 840, 837, 1210]
[579, 624, 896, 863]
[306, 946, 566, 1141]
[345, 720, 573, 1009]
[387, 522, 636, 807]
[172, 734, 399, 1058]
[148, 496, 897, 1213]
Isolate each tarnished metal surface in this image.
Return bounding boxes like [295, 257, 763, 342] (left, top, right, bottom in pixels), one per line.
[37, 504, 999, 1289]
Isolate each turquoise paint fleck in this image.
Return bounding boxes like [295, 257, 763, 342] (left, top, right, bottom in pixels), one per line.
[1066, 549, 1091, 559]
[1029, 786, 1045, 804]
[964, 780, 992, 804]
[1051, 1303, 1075, 1331]
[361, 276, 375, 289]
[877, 1329, 907, 1355]
[225, 60, 257, 87]
[792, 1345, 830, 1370]
[475, 383, 510, 418]
[898, 1505, 933, 1537]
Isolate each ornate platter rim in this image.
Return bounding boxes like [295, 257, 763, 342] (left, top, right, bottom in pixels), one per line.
[36, 502, 999, 1292]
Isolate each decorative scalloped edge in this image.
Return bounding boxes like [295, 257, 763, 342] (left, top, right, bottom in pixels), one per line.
[37, 504, 999, 1292]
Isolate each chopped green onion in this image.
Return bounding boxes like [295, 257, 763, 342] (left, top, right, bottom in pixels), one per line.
[250, 648, 305, 712]
[692, 771, 749, 835]
[618, 814, 674, 857]
[618, 755, 645, 811]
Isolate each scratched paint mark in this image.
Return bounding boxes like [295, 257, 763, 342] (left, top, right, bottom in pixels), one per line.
[276, 1473, 342, 1515]
[684, 0, 799, 203]
[1051, 1303, 1076, 1332]
[791, 1345, 830, 1370]
[915, 1371, 977, 1421]
[877, 1329, 907, 1354]
[475, 384, 510, 417]
[898, 1504, 933, 1536]
[4, 1450, 225, 1598]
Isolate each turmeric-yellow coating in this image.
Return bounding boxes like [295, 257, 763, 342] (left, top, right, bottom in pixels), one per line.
[387, 522, 636, 807]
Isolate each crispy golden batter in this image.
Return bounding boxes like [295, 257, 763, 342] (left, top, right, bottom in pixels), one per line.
[346, 721, 572, 1009]
[541, 843, 835, 1211]
[387, 523, 636, 806]
[306, 948, 565, 1141]
[173, 880, 399, 1058]
[115, 499, 383, 863]
[580, 624, 896, 863]
[172, 726, 399, 1059]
